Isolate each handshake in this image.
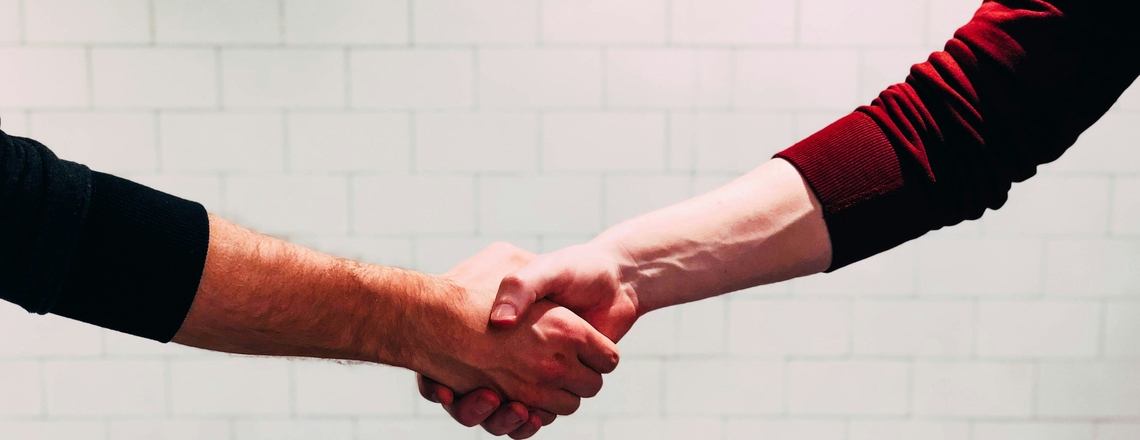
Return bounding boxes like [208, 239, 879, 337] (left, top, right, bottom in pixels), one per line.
[173, 159, 833, 439]
[407, 241, 639, 439]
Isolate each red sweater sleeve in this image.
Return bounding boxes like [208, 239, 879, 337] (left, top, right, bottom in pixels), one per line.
[776, 0, 1140, 270]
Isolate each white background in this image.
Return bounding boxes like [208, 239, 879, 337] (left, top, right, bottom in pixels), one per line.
[1, 0, 1140, 439]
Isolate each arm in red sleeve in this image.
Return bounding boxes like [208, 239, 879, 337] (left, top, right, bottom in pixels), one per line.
[777, 0, 1140, 270]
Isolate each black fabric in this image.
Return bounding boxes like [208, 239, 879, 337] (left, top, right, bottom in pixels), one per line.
[1, 126, 210, 342]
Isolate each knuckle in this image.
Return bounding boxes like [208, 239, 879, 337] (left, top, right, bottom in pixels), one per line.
[499, 274, 527, 292]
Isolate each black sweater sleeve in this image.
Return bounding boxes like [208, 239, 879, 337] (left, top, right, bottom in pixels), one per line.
[0, 127, 209, 342]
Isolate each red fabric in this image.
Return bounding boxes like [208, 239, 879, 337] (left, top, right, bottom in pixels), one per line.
[777, 0, 1140, 270]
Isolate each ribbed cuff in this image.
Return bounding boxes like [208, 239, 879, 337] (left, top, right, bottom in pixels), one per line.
[776, 111, 934, 271]
[50, 172, 210, 342]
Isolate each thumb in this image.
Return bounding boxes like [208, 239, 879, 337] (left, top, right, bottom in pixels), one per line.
[490, 256, 570, 327]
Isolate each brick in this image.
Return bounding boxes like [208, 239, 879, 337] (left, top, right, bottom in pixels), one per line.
[295, 237, 413, 268]
[1038, 362, 1140, 417]
[1046, 239, 1140, 297]
[479, 176, 601, 234]
[726, 420, 845, 440]
[928, 0, 982, 45]
[103, 330, 199, 356]
[736, 51, 859, 110]
[413, 0, 536, 44]
[985, 176, 1110, 235]
[0, 361, 42, 416]
[1099, 424, 1140, 440]
[45, 360, 165, 415]
[353, 176, 475, 234]
[107, 421, 230, 440]
[128, 175, 223, 213]
[0, 48, 88, 108]
[977, 300, 1100, 357]
[0, 422, 104, 440]
[973, 422, 1094, 440]
[234, 420, 354, 440]
[351, 50, 473, 109]
[670, 0, 796, 44]
[674, 298, 728, 355]
[222, 50, 345, 108]
[0, 303, 102, 357]
[0, 0, 17, 43]
[287, 112, 410, 172]
[1113, 178, 1140, 236]
[543, 113, 665, 171]
[171, 358, 291, 415]
[0, 111, 29, 135]
[478, 49, 602, 109]
[913, 362, 1034, 417]
[225, 175, 348, 236]
[853, 300, 973, 357]
[415, 113, 537, 172]
[25, 0, 149, 43]
[849, 421, 969, 440]
[413, 237, 539, 274]
[664, 360, 783, 415]
[160, 112, 283, 172]
[478, 419, 598, 440]
[604, 175, 691, 227]
[603, 418, 721, 440]
[542, 0, 665, 43]
[669, 113, 795, 172]
[918, 238, 1043, 296]
[294, 360, 414, 415]
[283, 0, 408, 44]
[30, 112, 156, 173]
[794, 242, 917, 296]
[788, 361, 909, 415]
[606, 50, 731, 109]
[154, 0, 278, 44]
[1053, 114, 1140, 173]
[801, 0, 924, 47]
[615, 306, 675, 357]
[93, 49, 217, 108]
[728, 299, 850, 356]
[860, 50, 930, 103]
[576, 360, 662, 416]
[1105, 303, 1140, 356]
[357, 419, 478, 440]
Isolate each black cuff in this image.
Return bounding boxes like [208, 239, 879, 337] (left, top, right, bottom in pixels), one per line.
[51, 172, 210, 342]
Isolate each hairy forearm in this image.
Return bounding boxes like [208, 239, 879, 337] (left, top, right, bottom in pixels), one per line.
[593, 159, 832, 314]
[171, 214, 453, 369]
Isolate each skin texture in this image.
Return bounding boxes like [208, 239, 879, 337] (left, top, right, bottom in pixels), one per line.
[422, 158, 834, 432]
[173, 216, 619, 417]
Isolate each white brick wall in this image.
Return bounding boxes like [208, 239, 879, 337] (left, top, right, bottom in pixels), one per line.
[3, 1, 1139, 438]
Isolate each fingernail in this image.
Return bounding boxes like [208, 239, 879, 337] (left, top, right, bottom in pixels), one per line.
[474, 398, 495, 415]
[504, 410, 523, 425]
[491, 304, 517, 321]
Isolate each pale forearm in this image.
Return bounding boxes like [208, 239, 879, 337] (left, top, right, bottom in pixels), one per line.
[171, 214, 444, 369]
[593, 159, 831, 314]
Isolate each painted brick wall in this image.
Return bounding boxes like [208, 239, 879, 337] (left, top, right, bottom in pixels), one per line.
[1, 1, 1138, 439]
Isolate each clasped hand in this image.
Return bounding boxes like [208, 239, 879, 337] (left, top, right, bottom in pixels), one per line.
[413, 243, 633, 438]
[419, 242, 640, 439]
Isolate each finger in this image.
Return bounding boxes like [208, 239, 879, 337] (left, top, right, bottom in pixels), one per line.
[480, 401, 529, 436]
[416, 374, 453, 405]
[576, 324, 621, 374]
[532, 409, 556, 426]
[491, 256, 571, 327]
[508, 414, 544, 440]
[536, 389, 581, 416]
[444, 389, 501, 427]
[559, 363, 604, 398]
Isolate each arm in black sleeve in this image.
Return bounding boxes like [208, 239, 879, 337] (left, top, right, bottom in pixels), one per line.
[0, 127, 209, 342]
